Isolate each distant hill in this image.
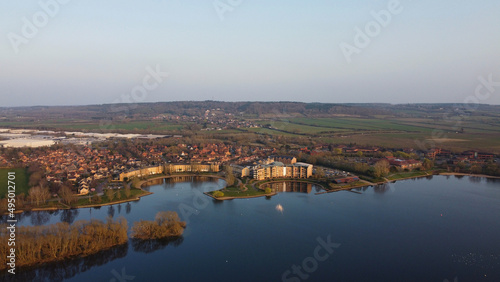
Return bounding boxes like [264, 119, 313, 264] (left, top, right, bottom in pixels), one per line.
[1, 101, 499, 121]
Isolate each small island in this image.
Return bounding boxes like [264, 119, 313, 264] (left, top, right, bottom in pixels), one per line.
[0, 211, 184, 271]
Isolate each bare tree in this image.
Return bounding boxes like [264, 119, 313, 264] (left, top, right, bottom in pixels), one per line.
[59, 185, 76, 205]
[124, 186, 131, 198]
[225, 166, 235, 187]
[106, 189, 115, 202]
[373, 160, 390, 178]
[29, 186, 51, 206]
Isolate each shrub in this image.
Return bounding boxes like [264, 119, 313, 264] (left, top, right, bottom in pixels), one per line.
[265, 188, 272, 194]
[131, 211, 186, 240]
[213, 191, 224, 198]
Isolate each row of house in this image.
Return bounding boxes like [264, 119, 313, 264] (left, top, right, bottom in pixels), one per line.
[119, 163, 220, 181]
[385, 157, 422, 170]
[427, 148, 494, 160]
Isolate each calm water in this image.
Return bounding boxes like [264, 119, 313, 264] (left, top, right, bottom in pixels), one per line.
[3, 175, 500, 282]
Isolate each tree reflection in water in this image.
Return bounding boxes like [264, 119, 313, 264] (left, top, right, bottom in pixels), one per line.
[373, 183, 390, 194]
[108, 205, 115, 218]
[131, 236, 184, 254]
[469, 176, 482, 184]
[30, 211, 51, 226]
[60, 209, 79, 224]
[0, 243, 128, 282]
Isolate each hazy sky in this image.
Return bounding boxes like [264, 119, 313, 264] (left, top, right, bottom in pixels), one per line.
[1, 0, 500, 107]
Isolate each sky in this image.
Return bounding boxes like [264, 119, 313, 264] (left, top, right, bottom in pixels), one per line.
[1, 0, 500, 107]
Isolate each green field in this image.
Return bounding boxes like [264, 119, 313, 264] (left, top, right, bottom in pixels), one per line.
[0, 168, 30, 198]
[0, 120, 185, 133]
[249, 116, 500, 153]
[74, 188, 147, 207]
[214, 185, 267, 197]
[1, 105, 499, 153]
[386, 171, 430, 181]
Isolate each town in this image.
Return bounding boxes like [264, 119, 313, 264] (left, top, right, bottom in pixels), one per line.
[1, 124, 499, 212]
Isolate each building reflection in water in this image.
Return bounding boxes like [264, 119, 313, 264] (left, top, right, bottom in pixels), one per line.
[143, 176, 221, 189]
[262, 182, 316, 193]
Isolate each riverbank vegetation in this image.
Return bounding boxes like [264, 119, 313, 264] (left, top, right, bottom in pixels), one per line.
[0, 210, 185, 270]
[131, 211, 186, 240]
[0, 186, 149, 215]
[0, 217, 128, 270]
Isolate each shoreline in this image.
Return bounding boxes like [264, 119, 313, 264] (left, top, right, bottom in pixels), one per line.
[5, 172, 499, 213]
[438, 172, 500, 179]
[3, 188, 153, 215]
[204, 191, 276, 201]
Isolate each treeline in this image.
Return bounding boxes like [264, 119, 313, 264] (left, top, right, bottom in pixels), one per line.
[1, 101, 399, 121]
[441, 161, 500, 176]
[300, 152, 434, 179]
[0, 217, 128, 271]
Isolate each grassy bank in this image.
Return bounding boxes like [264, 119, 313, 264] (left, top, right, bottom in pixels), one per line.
[0, 168, 29, 198]
[386, 171, 431, 181]
[214, 185, 267, 198]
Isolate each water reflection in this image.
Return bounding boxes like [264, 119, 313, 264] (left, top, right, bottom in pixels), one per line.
[373, 184, 390, 194]
[131, 237, 184, 254]
[486, 178, 500, 184]
[0, 242, 128, 282]
[31, 211, 51, 226]
[144, 176, 221, 189]
[262, 182, 322, 193]
[469, 176, 482, 184]
[60, 209, 79, 224]
[126, 202, 131, 214]
[108, 205, 115, 218]
[143, 178, 164, 187]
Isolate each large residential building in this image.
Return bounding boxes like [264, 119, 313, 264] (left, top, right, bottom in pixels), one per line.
[231, 156, 313, 180]
[252, 162, 313, 180]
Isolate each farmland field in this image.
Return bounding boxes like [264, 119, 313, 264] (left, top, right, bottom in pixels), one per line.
[0, 120, 185, 133]
[251, 116, 500, 153]
[1, 102, 499, 153]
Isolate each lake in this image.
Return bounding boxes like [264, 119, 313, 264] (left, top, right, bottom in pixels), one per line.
[2, 175, 500, 281]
